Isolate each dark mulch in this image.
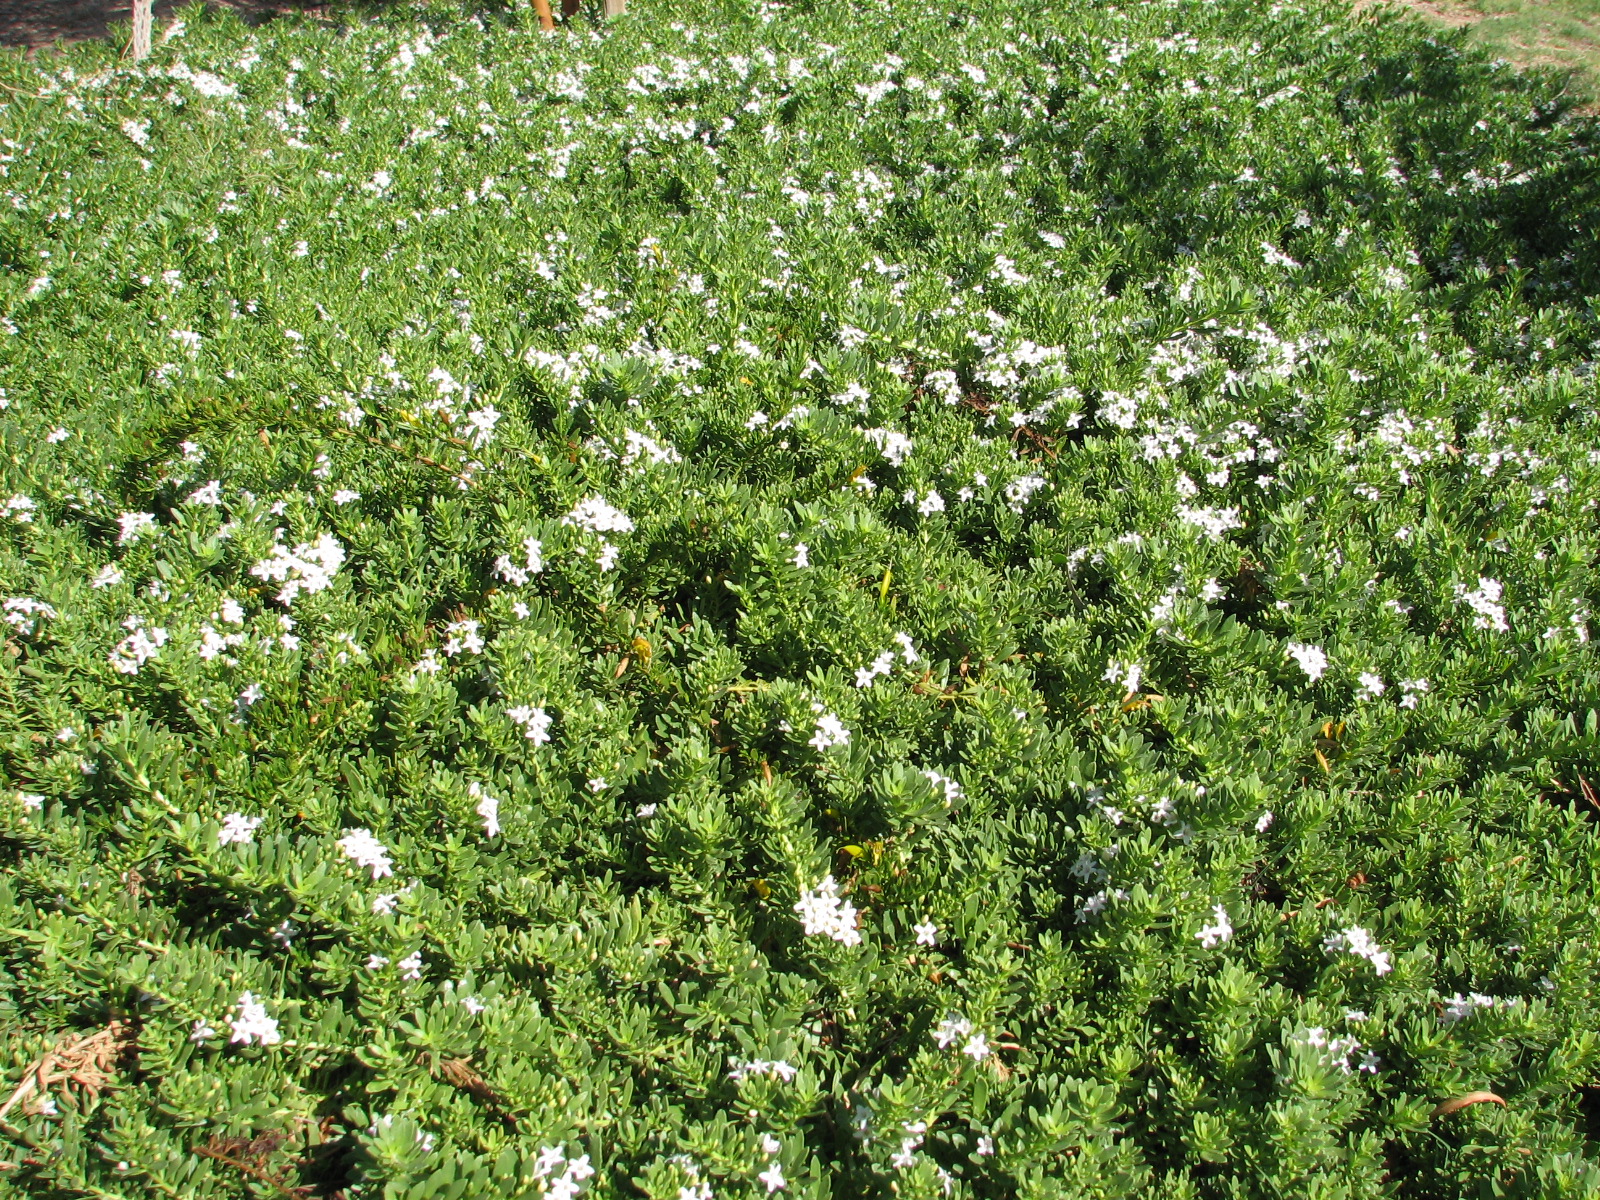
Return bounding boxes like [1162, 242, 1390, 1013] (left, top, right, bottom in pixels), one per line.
[1, 1, 329, 54]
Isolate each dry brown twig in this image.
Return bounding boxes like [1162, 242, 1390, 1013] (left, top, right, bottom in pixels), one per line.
[0, 1019, 136, 1121]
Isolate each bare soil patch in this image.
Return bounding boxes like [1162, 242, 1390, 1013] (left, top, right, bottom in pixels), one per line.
[1, 1, 328, 54]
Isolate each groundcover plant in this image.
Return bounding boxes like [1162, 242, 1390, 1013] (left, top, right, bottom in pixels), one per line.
[1, 0, 1599, 1194]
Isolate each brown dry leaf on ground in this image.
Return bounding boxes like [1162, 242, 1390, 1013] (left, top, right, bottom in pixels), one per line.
[0, 1019, 136, 1121]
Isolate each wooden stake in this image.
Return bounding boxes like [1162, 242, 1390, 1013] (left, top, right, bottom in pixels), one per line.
[604, 0, 627, 14]
[130, 0, 154, 61]
[531, 0, 556, 30]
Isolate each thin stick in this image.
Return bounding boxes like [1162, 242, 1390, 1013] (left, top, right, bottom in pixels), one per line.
[130, 0, 154, 61]
[531, 0, 556, 31]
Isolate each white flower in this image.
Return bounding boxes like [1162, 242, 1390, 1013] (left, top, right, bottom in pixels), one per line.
[916, 489, 946, 516]
[1004, 473, 1047, 513]
[1323, 925, 1393, 975]
[587, 777, 608, 792]
[1195, 904, 1233, 949]
[1256, 811, 1274, 833]
[728, 1058, 798, 1082]
[442, 619, 484, 657]
[913, 919, 939, 947]
[470, 782, 501, 838]
[855, 650, 896, 688]
[91, 565, 124, 589]
[3, 597, 57, 635]
[1441, 991, 1510, 1023]
[186, 480, 222, 506]
[1291, 1027, 1370, 1074]
[371, 893, 400, 915]
[1103, 657, 1144, 696]
[397, 952, 423, 980]
[935, 1013, 973, 1048]
[331, 489, 360, 505]
[1398, 678, 1429, 709]
[794, 875, 861, 946]
[461, 405, 501, 448]
[1454, 577, 1508, 632]
[808, 712, 850, 750]
[1075, 888, 1127, 922]
[170, 329, 202, 356]
[46, 427, 70, 444]
[1286, 642, 1328, 682]
[757, 1163, 786, 1193]
[790, 542, 809, 568]
[461, 995, 486, 1015]
[366, 954, 389, 970]
[562, 495, 634, 535]
[507, 704, 553, 745]
[218, 813, 262, 845]
[1261, 242, 1301, 269]
[227, 992, 281, 1046]
[962, 1032, 991, 1060]
[1177, 504, 1244, 541]
[122, 118, 151, 146]
[250, 534, 345, 605]
[495, 537, 545, 586]
[636, 803, 658, 818]
[117, 512, 158, 544]
[863, 427, 913, 466]
[191, 1019, 217, 1043]
[108, 620, 169, 675]
[1354, 672, 1385, 701]
[976, 1135, 995, 1156]
[337, 828, 394, 879]
[1098, 391, 1138, 429]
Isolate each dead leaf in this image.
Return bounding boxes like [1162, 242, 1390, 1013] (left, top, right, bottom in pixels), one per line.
[437, 1057, 502, 1105]
[1430, 1091, 1506, 1118]
[0, 1019, 136, 1121]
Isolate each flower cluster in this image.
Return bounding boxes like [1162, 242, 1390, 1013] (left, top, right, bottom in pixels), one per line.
[1323, 925, 1393, 976]
[793, 876, 861, 946]
[249, 533, 345, 605]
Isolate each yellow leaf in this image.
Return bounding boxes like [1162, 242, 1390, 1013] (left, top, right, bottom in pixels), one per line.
[751, 879, 771, 898]
[841, 844, 865, 858]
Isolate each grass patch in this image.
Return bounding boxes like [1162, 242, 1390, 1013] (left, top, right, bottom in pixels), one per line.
[1377, 0, 1600, 102]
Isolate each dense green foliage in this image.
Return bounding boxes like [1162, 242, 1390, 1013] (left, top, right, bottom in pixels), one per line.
[2, 0, 1600, 1195]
